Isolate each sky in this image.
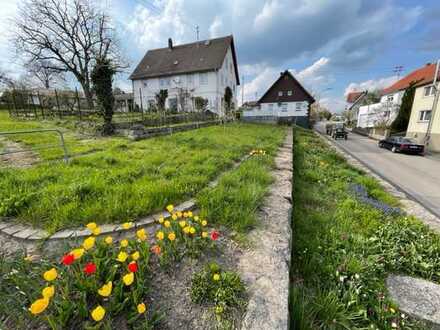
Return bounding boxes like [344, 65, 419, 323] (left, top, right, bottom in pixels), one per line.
[0, 0, 439, 112]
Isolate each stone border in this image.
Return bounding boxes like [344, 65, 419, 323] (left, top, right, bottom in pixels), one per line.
[0, 152, 252, 245]
[239, 128, 292, 330]
[316, 131, 440, 232]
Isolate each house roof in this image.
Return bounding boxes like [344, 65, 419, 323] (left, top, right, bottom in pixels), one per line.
[382, 63, 438, 95]
[257, 70, 315, 104]
[129, 35, 240, 85]
[346, 91, 365, 103]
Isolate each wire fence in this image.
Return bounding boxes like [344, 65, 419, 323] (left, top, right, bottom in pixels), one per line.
[1, 88, 218, 128]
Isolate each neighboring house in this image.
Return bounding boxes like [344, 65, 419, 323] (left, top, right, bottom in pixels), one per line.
[114, 92, 134, 112]
[129, 36, 240, 117]
[345, 91, 367, 126]
[356, 64, 437, 131]
[242, 70, 315, 128]
[406, 63, 440, 152]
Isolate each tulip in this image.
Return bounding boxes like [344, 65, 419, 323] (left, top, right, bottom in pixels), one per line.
[137, 303, 146, 314]
[29, 297, 49, 315]
[91, 305, 106, 322]
[42, 286, 55, 299]
[43, 268, 58, 281]
[123, 272, 134, 286]
[98, 282, 112, 297]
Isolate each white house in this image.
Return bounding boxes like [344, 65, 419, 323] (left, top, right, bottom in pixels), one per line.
[129, 36, 240, 117]
[242, 71, 315, 128]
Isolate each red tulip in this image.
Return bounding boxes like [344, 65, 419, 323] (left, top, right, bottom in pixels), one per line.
[210, 231, 220, 241]
[62, 253, 75, 266]
[128, 262, 138, 273]
[83, 262, 96, 275]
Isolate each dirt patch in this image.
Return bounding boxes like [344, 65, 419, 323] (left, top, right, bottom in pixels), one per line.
[0, 138, 40, 168]
[148, 230, 246, 330]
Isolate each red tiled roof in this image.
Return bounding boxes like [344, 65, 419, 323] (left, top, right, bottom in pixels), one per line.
[382, 63, 437, 95]
[346, 91, 364, 103]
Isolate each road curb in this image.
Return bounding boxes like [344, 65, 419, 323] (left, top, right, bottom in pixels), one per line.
[315, 130, 440, 232]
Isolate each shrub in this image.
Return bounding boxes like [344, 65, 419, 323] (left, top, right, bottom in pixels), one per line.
[191, 262, 246, 324]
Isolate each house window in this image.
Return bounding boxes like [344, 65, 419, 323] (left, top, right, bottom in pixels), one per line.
[199, 72, 208, 85]
[424, 85, 436, 97]
[281, 103, 288, 112]
[160, 78, 170, 87]
[268, 104, 274, 111]
[168, 98, 178, 112]
[187, 74, 194, 85]
[278, 91, 283, 97]
[387, 95, 394, 102]
[295, 103, 301, 111]
[419, 110, 432, 121]
[288, 91, 293, 96]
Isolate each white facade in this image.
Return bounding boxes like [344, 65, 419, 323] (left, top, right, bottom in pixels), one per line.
[243, 101, 309, 118]
[357, 91, 403, 128]
[132, 46, 238, 117]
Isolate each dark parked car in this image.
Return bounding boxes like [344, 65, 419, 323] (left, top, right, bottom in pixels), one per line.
[378, 136, 424, 155]
[331, 123, 348, 140]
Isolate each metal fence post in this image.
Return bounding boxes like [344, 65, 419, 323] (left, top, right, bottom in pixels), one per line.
[37, 91, 45, 119]
[75, 87, 82, 121]
[139, 88, 144, 122]
[55, 89, 62, 119]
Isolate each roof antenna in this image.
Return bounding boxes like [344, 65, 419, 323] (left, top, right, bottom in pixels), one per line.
[196, 25, 199, 41]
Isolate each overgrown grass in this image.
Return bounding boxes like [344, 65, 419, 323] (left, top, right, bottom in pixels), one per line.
[290, 128, 439, 329]
[197, 154, 275, 233]
[0, 113, 285, 232]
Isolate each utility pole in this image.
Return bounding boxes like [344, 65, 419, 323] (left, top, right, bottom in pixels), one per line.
[393, 65, 404, 80]
[195, 25, 199, 41]
[241, 75, 244, 106]
[425, 59, 440, 151]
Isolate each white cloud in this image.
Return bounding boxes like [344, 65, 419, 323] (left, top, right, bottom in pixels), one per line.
[344, 76, 398, 95]
[209, 16, 223, 38]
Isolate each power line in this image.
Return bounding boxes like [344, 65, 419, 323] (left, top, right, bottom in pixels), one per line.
[392, 65, 404, 79]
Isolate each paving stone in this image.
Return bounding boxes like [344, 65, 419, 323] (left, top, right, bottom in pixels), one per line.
[1, 224, 29, 236]
[13, 228, 43, 240]
[0, 222, 11, 230]
[387, 275, 440, 329]
[49, 230, 74, 240]
[136, 216, 156, 227]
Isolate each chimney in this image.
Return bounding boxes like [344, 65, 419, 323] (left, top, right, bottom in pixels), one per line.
[168, 38, 173, 50]
[426, 62, 432, 66]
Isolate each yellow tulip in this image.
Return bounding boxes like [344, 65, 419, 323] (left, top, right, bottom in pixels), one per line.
[137, 303, 146, 314]
[194, 216, 199, 221]
[98, 282, 112, 297]
[43, 268, 58, 281]
[164, 220, 171, 228]
[213, 273, 220, 281]
[188, 211, 193, 217]
[122, 222, 133, 230]
[120, 239, 129, 248]
[86, 222, 97, 231]
[71, 248, 85, 260]
[158, 216, 165, 224]
[201, 220, 208, 226]
[29, 297, 49, 315]
[104, 236, 113, 244]
[156, 231, 164, 240]
[42, 286, 55, 299]
[83, 237, 95, 250]
[189, 227, 196, 234]
[202, 231, 208, 238]
[172, 213, 178, 220]
[183, 226, 190, 234]
[166, 204, 174, 212]
[179, 221, 186, 228]
[123, 272, 134, 286]
[136, 228, 147, 241]
[92, 227, 101, 236]
[117, 251, 128, 263]
[91, 305, 106, 322]
[177, 211, 183, 218]
[131, 251, 140, 261]
[168, 232, 176, 241]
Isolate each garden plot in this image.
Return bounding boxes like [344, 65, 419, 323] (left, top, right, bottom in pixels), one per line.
[0, 112, 285, 233]
[0, 130, 288, 329]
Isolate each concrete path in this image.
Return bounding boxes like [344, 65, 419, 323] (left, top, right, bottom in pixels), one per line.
[315, 122, 440, 218]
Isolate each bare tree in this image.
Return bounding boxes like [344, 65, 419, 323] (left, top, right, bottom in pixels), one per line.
[13, 0, 124, 108]
[25, 60, 65, 89]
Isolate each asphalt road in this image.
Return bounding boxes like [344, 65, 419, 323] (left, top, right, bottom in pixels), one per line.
[315, 122, 440, 218]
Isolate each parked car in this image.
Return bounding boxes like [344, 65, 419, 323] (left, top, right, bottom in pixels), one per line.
[378, 136, 424, 155]
[331, 123, 348, 140]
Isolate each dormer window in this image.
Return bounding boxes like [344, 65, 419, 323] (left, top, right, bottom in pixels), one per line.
[288, 91, 292, 96]
[278, 91, 283, 96]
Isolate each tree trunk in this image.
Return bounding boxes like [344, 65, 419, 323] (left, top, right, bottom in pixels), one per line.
[78, 78, 94, 110]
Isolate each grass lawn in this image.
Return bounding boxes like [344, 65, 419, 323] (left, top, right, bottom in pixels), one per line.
[290, 128, 440, 329]
[0, 112, 285, 232]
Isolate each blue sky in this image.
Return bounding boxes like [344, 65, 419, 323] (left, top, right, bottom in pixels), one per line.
[1, 0, 439, 112]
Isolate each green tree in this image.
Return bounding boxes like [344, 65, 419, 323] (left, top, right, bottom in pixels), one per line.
[155, 89, 168, 111]
[91, 57, 116, 135]
[224, 86, 233, 114]
[391, 81, 417, 133]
